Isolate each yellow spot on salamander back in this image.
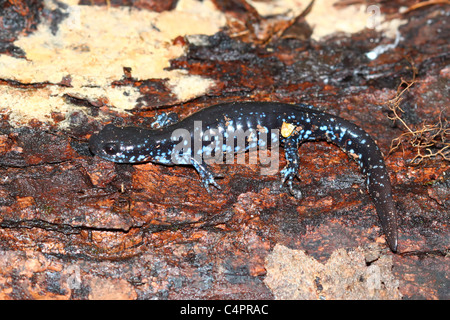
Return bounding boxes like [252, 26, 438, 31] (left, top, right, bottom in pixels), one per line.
[281, 122, 296, 138]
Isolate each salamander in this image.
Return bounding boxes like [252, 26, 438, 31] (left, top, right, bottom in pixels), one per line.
[89, 102, 398, 252]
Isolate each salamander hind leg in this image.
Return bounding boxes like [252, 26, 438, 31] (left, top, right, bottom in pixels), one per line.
[190, 158, 222, 192]
[280, 135, 303, 199]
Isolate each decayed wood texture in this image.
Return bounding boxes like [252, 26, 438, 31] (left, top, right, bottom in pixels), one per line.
[0, 0, 448, 299]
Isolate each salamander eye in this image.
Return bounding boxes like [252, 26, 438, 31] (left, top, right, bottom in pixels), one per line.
[103, 143, 119, 156]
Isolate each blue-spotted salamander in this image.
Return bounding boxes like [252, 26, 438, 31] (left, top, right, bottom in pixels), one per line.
[89, 102, 398, 252]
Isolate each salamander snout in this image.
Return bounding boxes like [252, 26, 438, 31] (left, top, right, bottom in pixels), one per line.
[89, 124, 125, 162]
[89, 124, 147, 163]
[88, 132, 100, 156]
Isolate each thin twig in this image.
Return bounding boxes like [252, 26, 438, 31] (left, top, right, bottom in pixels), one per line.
[386, 65, 449, 165]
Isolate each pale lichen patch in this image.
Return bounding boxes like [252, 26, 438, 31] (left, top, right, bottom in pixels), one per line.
[0, 0, 226, 126]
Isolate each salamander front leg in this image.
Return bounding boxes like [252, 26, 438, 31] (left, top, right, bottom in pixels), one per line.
[280, 136, 303, 199]
[151, 112, 179, 128]
[190, 158, 222, 192]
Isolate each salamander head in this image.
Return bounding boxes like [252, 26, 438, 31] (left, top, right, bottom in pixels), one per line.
[89, 124, 151, 163]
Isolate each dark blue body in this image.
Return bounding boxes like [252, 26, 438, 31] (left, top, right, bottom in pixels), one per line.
[89, 102, 398, 251]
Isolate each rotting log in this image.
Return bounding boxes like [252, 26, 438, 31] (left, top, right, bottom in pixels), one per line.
[0, 0, 448, 300]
